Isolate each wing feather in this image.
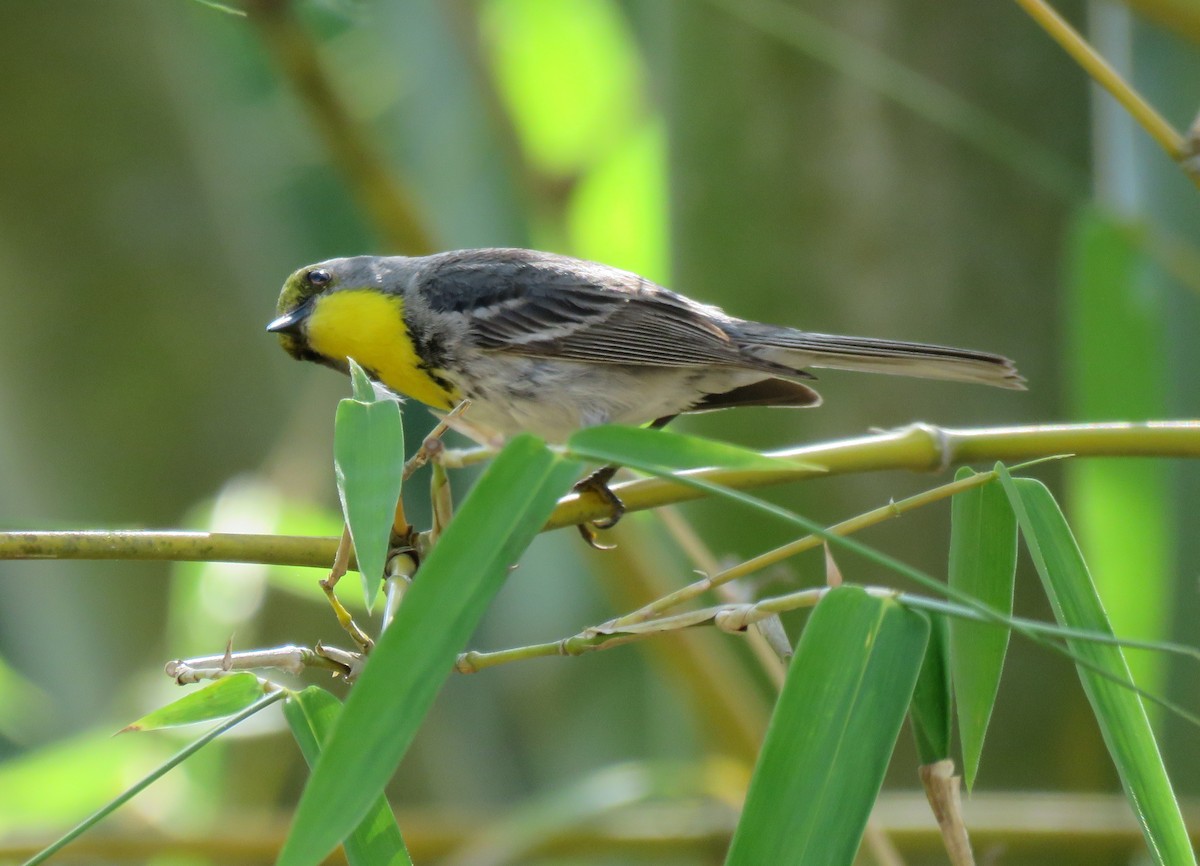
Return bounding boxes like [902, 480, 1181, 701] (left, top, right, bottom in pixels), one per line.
[420, 250, 773, 370]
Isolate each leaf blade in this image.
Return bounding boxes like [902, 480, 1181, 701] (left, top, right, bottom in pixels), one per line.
[948, 468, 1017, 789]
[725, 586, 930, 865]
[334, 359, 406, 608]
[121, 673, 266, 732]
[999, 470, 1194, 866]
[277, 435, 581, 866]
[910, 613, 952, 765]
[284, 687, 412, 866]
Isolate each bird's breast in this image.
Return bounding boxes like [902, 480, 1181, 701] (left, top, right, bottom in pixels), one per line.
[305, 289, 459, 410]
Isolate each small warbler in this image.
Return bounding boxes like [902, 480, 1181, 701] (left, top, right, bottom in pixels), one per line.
[267, 248, 1023, 444]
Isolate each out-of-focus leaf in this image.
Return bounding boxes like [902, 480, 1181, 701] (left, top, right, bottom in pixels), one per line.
[0, 731, 173, 833]
[334, 359, 405, 609]
[948, 467, 1017, 790]
[482, 0, 641, 174]
[911, 613, 952, 765]
[568, 119, 669, 282]
[22, 693, 284, 865]
[0, 654, 52, 743]
[443, 761, 733, 866]
[1065, 208, 1170, 697]
[284, 687, 412, 866]
[277, 435, 581, 866]
[1000, 470, 1194, 866]
[725, 586, 929, 865]
[121, 673, 265, 732]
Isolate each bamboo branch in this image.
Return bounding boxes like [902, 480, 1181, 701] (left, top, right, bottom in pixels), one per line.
[1012, 0, 1197, 185]
[3, 422, 1200, 566]
[0, 530, 336, 567]
[550, 421, 1200, 529]
[245, 0, 437, 253]
[616, 466, 1002, 626]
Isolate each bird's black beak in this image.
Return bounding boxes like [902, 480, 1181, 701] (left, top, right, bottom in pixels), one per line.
[266, 298, 313, 336]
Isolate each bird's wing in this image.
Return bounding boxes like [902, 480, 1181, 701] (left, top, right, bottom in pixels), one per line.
[420, 251, 769, 369]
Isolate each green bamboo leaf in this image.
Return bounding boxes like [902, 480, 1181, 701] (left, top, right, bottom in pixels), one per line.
[568, 424, 821, 473]
[335, 358, 405, 609]
[725, 586, 930, 866]
[284, 687, 412, 866]
[277, 435, 581, 866]
[999, 469, 1195, 866]
[121, 674, 266, 732]
[23, 692, 285, 866]
[910, 613, 952, 765]
[349, 360, 376, 402]
[948, 467, 1017, 790]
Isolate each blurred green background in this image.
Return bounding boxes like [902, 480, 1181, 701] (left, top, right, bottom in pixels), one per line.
[1, 0, 1198, 863]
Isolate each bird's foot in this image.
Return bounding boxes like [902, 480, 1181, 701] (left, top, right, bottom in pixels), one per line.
[573, 466, 624, 549]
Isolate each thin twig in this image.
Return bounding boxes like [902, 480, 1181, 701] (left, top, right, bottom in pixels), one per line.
[456, 578, 1200, 675]
[582, 521, 772, 763]
[654, 508, 790, 685]
[618, 468, 1000, 626]
[1012, 0, 1192, 181]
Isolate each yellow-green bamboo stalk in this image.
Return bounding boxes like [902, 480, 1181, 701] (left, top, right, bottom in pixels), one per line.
[1012, 0, 1193, 183]
[4, 422, 1200, 567]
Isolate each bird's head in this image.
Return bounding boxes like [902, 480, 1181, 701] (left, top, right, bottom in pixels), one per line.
[268, 262, 338, 362]
[267, 254, 430, 398]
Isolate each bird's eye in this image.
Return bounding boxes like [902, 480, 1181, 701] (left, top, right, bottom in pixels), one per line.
[305, 268, 332, 288]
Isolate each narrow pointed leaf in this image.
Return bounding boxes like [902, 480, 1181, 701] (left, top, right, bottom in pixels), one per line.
[948, 468, 1017, 789]
[335, 359, 405, 609]
[999, 470, 1194, 866]
[277, 435, 581, 866]
[24, 692, 284, 866]
[121, 674, 266, 732]
[725, 586, 930, 866]
[910, 613, 952, 764]
[349, 360, 376, 402]
[569, 424, 821, 473]
[284, 687, 412, 866]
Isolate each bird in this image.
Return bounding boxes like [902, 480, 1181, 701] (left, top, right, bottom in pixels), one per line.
[268, 248, 1023, 542]
[267, 247, 1023, 448]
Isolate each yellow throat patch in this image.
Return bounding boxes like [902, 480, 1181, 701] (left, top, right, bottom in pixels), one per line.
[305, 289, 457, 410]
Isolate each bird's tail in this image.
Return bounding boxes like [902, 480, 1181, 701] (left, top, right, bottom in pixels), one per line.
[739, 326, 1025, 390]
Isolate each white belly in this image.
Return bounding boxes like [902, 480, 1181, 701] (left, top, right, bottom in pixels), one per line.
[446, 356, 760, 443]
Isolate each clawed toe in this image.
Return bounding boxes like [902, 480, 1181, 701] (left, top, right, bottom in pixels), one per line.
[572, 466, 625, 548]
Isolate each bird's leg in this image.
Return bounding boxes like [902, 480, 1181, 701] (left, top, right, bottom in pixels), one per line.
[390, 399, 469, 555]
[402, 399, 474, 481]
[320, 524, 374, 653]
[573, 465, 624, 548]
[574, 414, 677, 547]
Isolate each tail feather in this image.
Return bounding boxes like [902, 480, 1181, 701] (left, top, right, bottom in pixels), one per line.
[739, 327, 1025, 390]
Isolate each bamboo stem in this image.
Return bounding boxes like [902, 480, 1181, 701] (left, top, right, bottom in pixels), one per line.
[4, 421, 1200, 566]
[1012, 0, 1194, 183]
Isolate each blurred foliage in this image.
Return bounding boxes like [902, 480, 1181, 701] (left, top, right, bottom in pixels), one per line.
[1, 0, 1199, 863]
